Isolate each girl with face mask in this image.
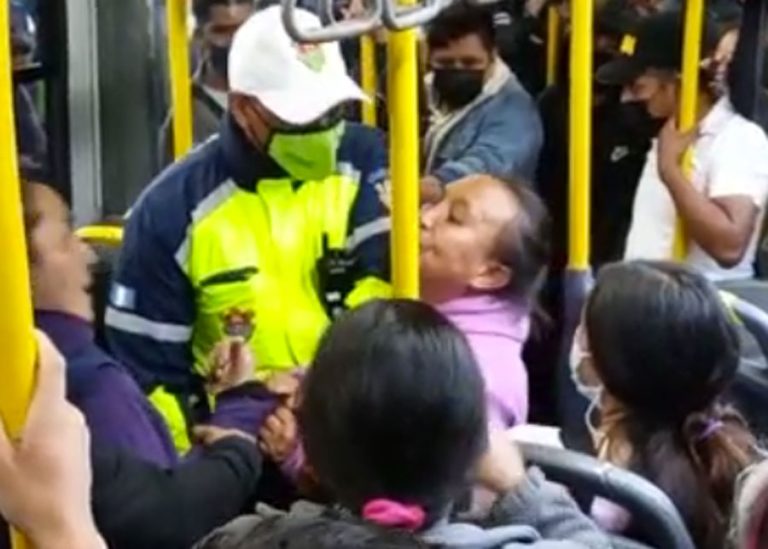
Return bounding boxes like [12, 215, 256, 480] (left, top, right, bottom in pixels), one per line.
[571, 260, 762, 549]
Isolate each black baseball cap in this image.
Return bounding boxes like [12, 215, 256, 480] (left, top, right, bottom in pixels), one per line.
[595, 0, 642, 40]
[596, 10, 720, 86]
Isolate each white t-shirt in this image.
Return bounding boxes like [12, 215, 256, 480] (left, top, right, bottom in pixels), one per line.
[624, 97, 768, 281]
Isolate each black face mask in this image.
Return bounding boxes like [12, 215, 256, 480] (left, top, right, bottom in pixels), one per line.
[208, 43, 231, 79]
[618, 100, 667, 140]
[433, 68, 485, 110]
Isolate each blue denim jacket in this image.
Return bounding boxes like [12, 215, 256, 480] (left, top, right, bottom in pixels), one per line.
[425, 61, 543, 185]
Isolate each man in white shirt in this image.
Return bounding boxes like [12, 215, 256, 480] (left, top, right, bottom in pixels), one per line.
[597, 11, 768, 281]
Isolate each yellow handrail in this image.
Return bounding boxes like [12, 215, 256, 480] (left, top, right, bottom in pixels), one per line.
[387, 1, 420, 298]
[0, 1, 35, 547]
[360, 34, 378, 126]
[546, 6, 560, 87]
[672, 0, 704, 259]
[567, 0, 593, 270]
[76, 225, 125, 246]
[167, 0, 194, 159]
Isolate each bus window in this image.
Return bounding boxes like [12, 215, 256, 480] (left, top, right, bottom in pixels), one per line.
[10, 0, 70, 200]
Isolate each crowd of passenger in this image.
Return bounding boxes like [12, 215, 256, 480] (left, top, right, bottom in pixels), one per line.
[3, 0, 768, 548]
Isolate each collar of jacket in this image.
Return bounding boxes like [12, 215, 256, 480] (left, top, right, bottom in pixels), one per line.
[220, 113, 291, 190]
[35, 310, 94, 358]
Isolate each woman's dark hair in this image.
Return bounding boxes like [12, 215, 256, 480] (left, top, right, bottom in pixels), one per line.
[426, 1, 496, 53]
[197, 514, 433, 548]
[586, 260, 758, 549]
[494, 179, 551, 302]
[19, 163, 56, 264]
[193, 0, 253, 24]
[300, 299, 487, 525]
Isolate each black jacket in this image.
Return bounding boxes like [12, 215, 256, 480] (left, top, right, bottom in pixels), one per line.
[1, 437, 262, 549]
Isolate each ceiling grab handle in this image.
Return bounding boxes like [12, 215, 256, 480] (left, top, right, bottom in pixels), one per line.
[381, 0, 442, 31]
[281, 0, 383, 43]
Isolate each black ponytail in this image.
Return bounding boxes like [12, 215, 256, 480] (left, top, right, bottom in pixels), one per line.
[680, 405, 758, 548]
[602, 404, 757, 549]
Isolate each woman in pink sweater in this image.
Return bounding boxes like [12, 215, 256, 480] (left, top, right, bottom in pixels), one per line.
[419, 174, 550, 429]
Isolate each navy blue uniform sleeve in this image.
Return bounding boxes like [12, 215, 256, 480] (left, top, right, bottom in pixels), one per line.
[106, 187, 197, 391]
[340, 123, 391, 281]
[93, 438, 262, 549]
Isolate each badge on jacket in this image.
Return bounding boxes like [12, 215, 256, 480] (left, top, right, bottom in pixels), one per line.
[221, 308, 255, 341]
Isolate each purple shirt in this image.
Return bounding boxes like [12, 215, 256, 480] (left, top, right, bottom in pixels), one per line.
[36, 310, 278, 467]
[437, 294, 530, 430]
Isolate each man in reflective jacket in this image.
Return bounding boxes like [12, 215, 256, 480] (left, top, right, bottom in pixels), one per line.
[106, 6, 390, 450]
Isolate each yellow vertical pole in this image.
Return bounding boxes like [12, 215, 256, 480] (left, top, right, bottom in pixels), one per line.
[672, 0, 704, 259]
[167, 0, 194, 159]
[387, 4, 420, 298]
[0, 2, 35, 548]
[546, 6, 560, 87]
[360, 34, 378, 126]
[567, 0, 592, 270]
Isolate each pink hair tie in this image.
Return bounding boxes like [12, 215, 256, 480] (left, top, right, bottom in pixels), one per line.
[362, 498, 426, 531]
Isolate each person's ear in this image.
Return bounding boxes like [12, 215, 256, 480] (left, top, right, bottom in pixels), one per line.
[229, 94, 270, 147]
[468, 260, 511, 293]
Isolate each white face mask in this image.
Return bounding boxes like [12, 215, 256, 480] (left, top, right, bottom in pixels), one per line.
[569, 336, 601, 402]
[569, 331, 604, 443]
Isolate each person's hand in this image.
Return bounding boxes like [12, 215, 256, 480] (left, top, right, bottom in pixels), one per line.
[376, 176, 445, 212]
[420, 176, 445, 205]
[265, 372, 301, 409]
[375, 179, 392, 211]
[193, 425, 256, 446]
[475, 432, 526, 495]
[206, 337, 255, 395]
[657, 118, 697, 180]
[259, 407, 299, 464]
[0, 331, 105, 549]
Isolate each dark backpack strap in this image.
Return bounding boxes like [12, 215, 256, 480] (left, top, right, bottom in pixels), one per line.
[192, 82, 226, 120]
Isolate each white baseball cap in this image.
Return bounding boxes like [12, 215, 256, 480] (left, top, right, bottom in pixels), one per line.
[228, 6, 366, 126]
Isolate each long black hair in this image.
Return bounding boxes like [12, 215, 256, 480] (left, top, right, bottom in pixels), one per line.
[586, 261, 758, 549]
[300, 299, 487, 526]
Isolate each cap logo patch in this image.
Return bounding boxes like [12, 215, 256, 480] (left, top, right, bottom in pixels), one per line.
[620, 34, 637, 56]
[295, 42, 326, 72]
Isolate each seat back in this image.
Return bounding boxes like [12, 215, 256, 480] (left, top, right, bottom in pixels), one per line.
[715, 281, 768, 435]
[78, 222, 124, 350]
[520, 442, 696, 549]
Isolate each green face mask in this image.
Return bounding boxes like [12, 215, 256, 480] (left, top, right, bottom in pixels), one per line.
[267, 122, 345, 181]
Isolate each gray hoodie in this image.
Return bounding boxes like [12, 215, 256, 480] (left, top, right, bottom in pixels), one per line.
[193, 468, 611, 548]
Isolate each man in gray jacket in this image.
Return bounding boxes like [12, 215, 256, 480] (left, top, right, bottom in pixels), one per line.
[160, 0, 254, 166]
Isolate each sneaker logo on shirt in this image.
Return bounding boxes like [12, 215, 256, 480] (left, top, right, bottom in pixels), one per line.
[610, 146, 629, 163]
[221, 308, 255, 341]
